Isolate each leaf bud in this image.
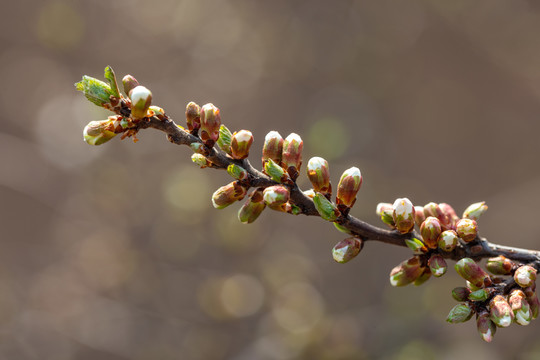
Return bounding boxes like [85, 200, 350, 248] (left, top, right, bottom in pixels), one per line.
[185, 102, 201, 132]
[490, 295, 514, 327]
[264, 158, 287, 183]
[83, 119, 117, 145]
[420, 217, 442, 249]
[281, 133, 303, 179]
[485, 256, 514, 275]
[414, 206, 425, 227]
[306, 157, 331, 194]
[446, 303, 474, 324]
[468, 288, 490, 302]
[463, 201, 488, 221]
[392, 198, 415, 234]
[216, 125, 232, 154]
[332, 237, 363, 264]
[438, 230, 458, 252]
[191, 154, 211, 168]
[262, 131, 283, 166]
[451, 287, 471, 302]
[508, 289, 532, 326]
[129, 85, 152, 119]
[456, 218, 478, 243]
[212, 181, 247, 209]
[476, 311, 496, 343]
[524, 288, 539, 319]
[389, 256, 424, 287]
[104, 66, 120, 99]
[227, 164, 248, 181]
[230, 130, 253, 160]
[263, 185, 290, 207]
[428, 254, 447, 277]
[455, 258, 491, 288]
[514, 265, 537, 288]
[313, 193, 340, 221]
[75, 75, 114, 107]
[336, 167, 362, 209]
[413, 267, 432, 286]
[122, 75, 140, 96]
[404, 238, 427, 254]
[200, 103, 222, 147]
[238, 188, 266, 224]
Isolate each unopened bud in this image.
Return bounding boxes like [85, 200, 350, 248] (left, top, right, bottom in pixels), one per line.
[129, 85, 152, 119]
[227, 164, 248, 181]
[75, 75, 114, 107]
[313, 193, 340, 221]
[336, 167, 362, 209]
[83, 119, 117, 145]
[463, 201, 488, 221]
[404, 238, 427, 254]
[200, 103, 221, 147]
[122, 75, 140, 96]
[414, 268, 432, 286]
[438, 230, 458, 252]
[264, 158, 287, 183]
[452, 287, 471, 302]
[392, 198, 415, 234]
[238, 189, 266, 224]
[468, 288, 490, 302]
[428, 254, 447, 277]
[525, 289, 539, 319]
[514, 265, 537, 288]
[455, 258, 491, 288]
[216, 125, 232, 154]
[262, 131, 283, 166]
[389, 256, 424, 287]
[281, 133, 303, 179]
[332, 237, 363, 263]
[420, 217, 442, 249]
[490, 295, 514, 327]
[190, 142, 207, 155]
[414, 206, 425, 227]
[423, 202, 445, 222]
[185, 102, 201, 132]
[486, 256, 514, 275]
[306, 157, 331, 194]
[230, 130, 253, 160]
[446, 303, 474, 324]
[191, 153, 211, 168]
[303, 189, 316, 199]
[456, 218, 478, 242]
[477, 311, 496, 343]
[263, 185, 290, 207]
[377, 203, 396, 228]
[212, 181, 247, 209]
[439, 203, 459, 228]
[508, 289, 531, 326]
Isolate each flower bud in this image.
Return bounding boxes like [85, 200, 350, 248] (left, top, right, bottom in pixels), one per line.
[306, 157, 331, 194]
[212, 181, 247, 209]
[508, 289, 532, 326]
[281, 133, 303, 179]
[452, 287, 471, 302]
[438, 230, 458, 252]
[238, 189, 266, 224]
[392, 198, 415, 234]
[230, 130, 253, 160]
[303, 189, 316, 199]
[446, 303, 474, 323]
[456, 218, 478, 243]
[104, 66, 120, 98]
[185, 101, 201, 132]
[463, 201, 488, 221]
[264, 158, 287, 183]
[524, 289, 539, 319]
[336, 167, 362, 209]
[227, 164, 248, 181]
[490, 295, 514, 327]
[313, 193, 340, 221]
[404, 238, 427, 254]
[332, 237, 363, 263]
[191, 154, 211, 168]
[263, 185, 290, 207]
[476, 311, 496, 343]
[389, 256, 424, 287]
[129, 85, 152, 119]
[200, 103, 221, 147]
[216, 125, 232, 154]
[423, 202, 445, 222]
[514, 265, 537, 288]
[468, 288, 490, 302]
[83, 119, 117, 145]
[75, 75, 114, 107]
[414, 267, 432, 286]
[455, 258, 491, 288]
[262, 131, 283, 166]
[439, 203, 459, 228]
[485, 256, 514, 275]
[428, 254, 447, 277]
[122, 75, 140, 96]
[420, 217, 442, 249]
[377, 203, 396, 228]
[414, 206, 425, 227]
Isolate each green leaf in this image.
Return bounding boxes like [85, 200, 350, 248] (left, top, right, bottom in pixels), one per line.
[264, 158, 286, 182]
[75, 75, 113, 107]
[217, 125, 232, 154]
[405, 238, 426, 252]
[313, 193, 340, 221]
[104, 65, 120, 98]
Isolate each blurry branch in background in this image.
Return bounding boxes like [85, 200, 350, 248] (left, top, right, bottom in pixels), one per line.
[76, 66, 540, 343]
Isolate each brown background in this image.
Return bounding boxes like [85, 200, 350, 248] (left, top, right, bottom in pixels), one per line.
[1, 0, 540, 359]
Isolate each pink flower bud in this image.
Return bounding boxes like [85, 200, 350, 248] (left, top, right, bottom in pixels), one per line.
[439, 203, 459, 229]
[185, 101, 201, 132]
[428, 254, 447, 277]
[389, 256, 424, 287]
[485, 256, 514, 275]
[306, 157, 331, 194]
[456, 218, 478, 243]
[514, 265, 537, 288]
[281, 133, 303, 179]
[413, 267, 432, 286]
[476, 311, 496, 342]
[508, 289, 532, 326]
[212, 181, 247, 209]
[451, 287, 471, 302]
[122, 75, 140, 96]
[200, 103, 221, 147]
[490, 295, 514, 327]
[392, 198, 415, 234]
[414, 206, 425, 227]
[230, 130, 253, 160]
[238, 188, 266, 224]
[420, 217, 442, 249]
[332, 237, 363, 263]
[336, 167, 362, 209]
[262, 131, 283, 166]
[438, 230, 458, 252]
[455, 258, 491, 288]
[263, 185, 290, 207]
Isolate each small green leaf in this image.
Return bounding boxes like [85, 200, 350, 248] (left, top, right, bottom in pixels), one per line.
[313, 193, 340, 221]
[405, 238, 426, 253]
[104, 65, 120, 98]
[75, 75, 113, 107]
[216, 124, 232, 154]
[264, 158, 286, 182]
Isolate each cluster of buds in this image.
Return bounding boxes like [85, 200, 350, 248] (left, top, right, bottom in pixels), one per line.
[76, 66, 165, 145]
[447, 257, 538, 342]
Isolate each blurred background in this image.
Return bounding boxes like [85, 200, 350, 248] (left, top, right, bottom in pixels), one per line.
[2, 0, 540, 359]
